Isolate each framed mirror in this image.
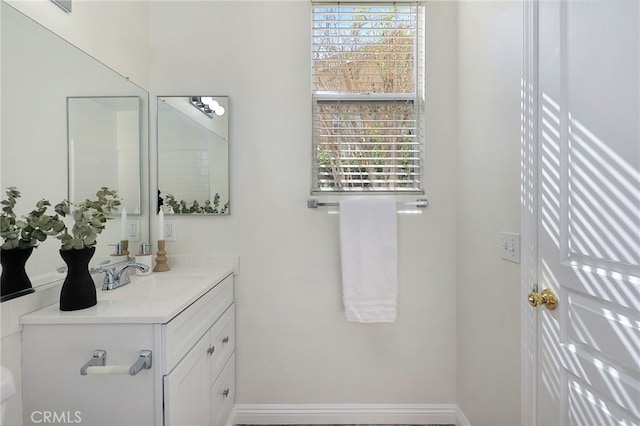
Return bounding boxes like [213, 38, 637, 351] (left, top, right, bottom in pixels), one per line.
[157, 96, 229, 215]
[1, 3, 150, 301]
[68, 96, 142, 214]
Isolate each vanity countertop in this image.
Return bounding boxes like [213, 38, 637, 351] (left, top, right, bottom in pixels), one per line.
[20, 265, 235, 325]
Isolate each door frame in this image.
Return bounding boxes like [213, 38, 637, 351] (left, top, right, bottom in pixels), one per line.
[521, 1, 539, 425]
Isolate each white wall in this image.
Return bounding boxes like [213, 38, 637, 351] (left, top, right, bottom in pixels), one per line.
[5, 0, 150, 88]
[148, 1, 459, 404]
[456, 1, 523, 425]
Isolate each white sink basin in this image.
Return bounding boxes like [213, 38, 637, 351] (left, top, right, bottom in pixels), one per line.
[99, 274, 209, 302]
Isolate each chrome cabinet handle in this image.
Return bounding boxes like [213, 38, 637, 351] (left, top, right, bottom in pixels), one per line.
[80, 350, 106, 375]
[222, 336, 229, 343]
[207, 346, 215, 355]
[129, 350, 153, 375]
[222, 388, 230, 398]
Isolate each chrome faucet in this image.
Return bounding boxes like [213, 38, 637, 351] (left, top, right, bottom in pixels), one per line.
[98, 262, 150, 290]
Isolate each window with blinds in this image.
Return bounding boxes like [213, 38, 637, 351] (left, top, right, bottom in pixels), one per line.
[312, 2, 424, 193]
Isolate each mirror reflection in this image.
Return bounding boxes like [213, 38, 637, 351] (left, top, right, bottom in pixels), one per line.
[157, 96, 230, 215]
[68, 96, 142, 214]
[1, 3, 150, 301]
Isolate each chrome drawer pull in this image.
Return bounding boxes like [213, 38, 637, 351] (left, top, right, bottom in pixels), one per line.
[222, 336, 229, 343]
[222, 388, 230, 398]
[207, 346, 215, 355]
[81, 350, 152, 376]
[129, 350, 153, 375]
[80, 350, 107, 375]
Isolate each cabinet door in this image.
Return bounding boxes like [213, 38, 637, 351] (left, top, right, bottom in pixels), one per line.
[163, 334, 211, 426]
[210, 305, 235, 383]
[211, 357, 235, 426]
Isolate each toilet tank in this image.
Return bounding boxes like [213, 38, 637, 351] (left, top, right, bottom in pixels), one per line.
[0, 365, 16, 426]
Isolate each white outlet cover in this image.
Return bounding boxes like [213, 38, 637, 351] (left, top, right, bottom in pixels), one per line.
[127, 220, 141, 242]
[164, 220, 176, 241]
[501, 232, 521, 263]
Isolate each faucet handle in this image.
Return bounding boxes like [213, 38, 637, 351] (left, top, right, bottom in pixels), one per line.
[96, 266, 117, 290]
[89, 260, 111, 274]
[109, 243, 124, 256]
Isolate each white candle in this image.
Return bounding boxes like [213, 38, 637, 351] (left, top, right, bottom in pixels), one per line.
[121, 207, 127, 240]
[158, 209, 164, 241]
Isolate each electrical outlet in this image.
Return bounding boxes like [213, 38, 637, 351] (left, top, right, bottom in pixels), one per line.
[164, 220, 176, 241]
[501, 231, 521, 263]
[127, 220, 141, 242]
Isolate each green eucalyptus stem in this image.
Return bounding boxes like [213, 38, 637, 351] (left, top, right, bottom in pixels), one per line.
[54, 187, 121, 250]
[162, 192, 228, 214]
[0, 186, 63, 250]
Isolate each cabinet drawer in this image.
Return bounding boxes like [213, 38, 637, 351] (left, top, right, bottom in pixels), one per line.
[211, 356, 235, 426]
[210, 304, 235, 383]
[163, 274, 233, 372]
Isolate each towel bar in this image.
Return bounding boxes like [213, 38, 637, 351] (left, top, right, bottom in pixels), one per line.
[307, 198, 428, 209]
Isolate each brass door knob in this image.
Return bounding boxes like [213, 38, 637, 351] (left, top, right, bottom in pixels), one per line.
[528, 288, 558, 310]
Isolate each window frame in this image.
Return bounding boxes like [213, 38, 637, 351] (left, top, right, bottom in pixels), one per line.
[311, 1, 425, 195]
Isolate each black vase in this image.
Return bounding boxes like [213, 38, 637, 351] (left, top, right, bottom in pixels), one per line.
[59, 247, 97, 311]
[0, 247, 36, 302]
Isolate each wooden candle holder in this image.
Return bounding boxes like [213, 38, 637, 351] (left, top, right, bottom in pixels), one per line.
[120, 240, 129, 258]
[153, 240, 170, 272]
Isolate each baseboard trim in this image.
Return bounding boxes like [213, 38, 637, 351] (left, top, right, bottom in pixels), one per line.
[454, 406, 472, 426]
[230, 403, 471, 425]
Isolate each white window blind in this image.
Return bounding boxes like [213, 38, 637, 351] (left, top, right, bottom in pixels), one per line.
[312, 2, 424, 193]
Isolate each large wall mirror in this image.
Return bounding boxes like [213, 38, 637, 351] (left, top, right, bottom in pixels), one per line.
[157, 96, 229, 215]
[1, 3, 150, 301]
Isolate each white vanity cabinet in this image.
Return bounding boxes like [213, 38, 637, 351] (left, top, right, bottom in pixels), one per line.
[20, 268, 235, 426]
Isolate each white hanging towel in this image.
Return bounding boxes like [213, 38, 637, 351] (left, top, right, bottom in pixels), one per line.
[339, 197, 398, 322]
